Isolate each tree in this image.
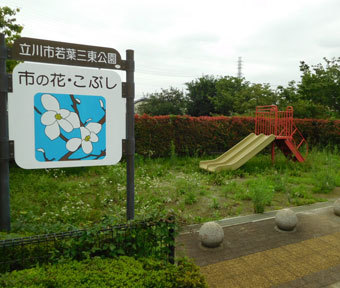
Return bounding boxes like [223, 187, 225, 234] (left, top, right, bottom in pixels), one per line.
[234, 83, 278, 115]
[276, 81, 331, 119]
[298, 57, 340, 116]
[0, 6, 23, 72]
[185, 75, 218, 116]
[276, 81, 299, 105]
[211, 76, 278, 116]
[136, 87, 187, 115]
[212, 76, 246, 115]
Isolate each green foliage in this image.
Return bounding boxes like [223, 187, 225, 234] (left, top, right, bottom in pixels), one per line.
[1, 215, 178, 273]
[277, 79, 336, 119]
[270, 173, 287, 193]
[210, 198, 220, 210]
[6, 147, 340, 239]
[0, 6, 23, 72]
[137, 87, 188, 116]
[135, 114, 340, 158]
[208, 172, 228, 186]
[0, 256, 207, 288]
[212, 76, 246, 115]
[184, 191, 197, 205]
[186, 75, 218, 116]
[135, 114, 254, 157]
[0, 6, 22, 43]
[213, 77, 278, 116]
[246, 178, 274, 213]
[185, 75, 278, 117]
[170, 57, 340, 118]
[298, 58, 340, 116]
[312, 169, 338, 194]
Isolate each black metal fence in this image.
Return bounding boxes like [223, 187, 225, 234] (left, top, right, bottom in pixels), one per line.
[0, 217, 176, 273]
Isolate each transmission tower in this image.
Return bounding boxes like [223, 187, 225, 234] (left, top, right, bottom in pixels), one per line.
[237, 57, 242, 79]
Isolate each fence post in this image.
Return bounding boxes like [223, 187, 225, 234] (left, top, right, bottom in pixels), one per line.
[0, 33, 10, 232]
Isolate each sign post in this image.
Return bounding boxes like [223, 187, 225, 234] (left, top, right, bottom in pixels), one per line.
[126, 50, 134, 220]
[0, 34, 10, 232]
[0, 35, 135, 231]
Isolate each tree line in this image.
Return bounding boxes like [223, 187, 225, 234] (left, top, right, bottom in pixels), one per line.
[138, 58, 340, 119]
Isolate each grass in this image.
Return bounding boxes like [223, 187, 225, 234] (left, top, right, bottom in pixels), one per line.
[2, 148, 340, 238]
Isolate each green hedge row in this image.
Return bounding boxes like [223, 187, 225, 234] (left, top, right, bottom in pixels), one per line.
[294, 118, 340, 149]
[1, 216, 177, 273]
[0, 256, 207, 288]
[135, 115, 340, 157]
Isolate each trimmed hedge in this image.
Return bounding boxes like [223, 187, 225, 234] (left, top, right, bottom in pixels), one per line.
[0, 256, 207, 288]
[135, 114, 254, 157]
[295, 118, 340, 149]
[135, 115, 340, 157]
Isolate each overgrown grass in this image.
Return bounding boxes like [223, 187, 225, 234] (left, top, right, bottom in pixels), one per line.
[3, 148, 340, 238]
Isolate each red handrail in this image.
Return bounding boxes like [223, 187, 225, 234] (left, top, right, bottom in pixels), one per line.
[255, 105, 308, 159]
[255, 105, 293, 138]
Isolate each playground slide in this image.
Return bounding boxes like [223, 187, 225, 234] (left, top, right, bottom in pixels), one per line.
[199, 133, 276, 172]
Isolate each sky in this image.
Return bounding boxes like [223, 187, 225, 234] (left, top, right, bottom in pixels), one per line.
[2, 0, 340, 100]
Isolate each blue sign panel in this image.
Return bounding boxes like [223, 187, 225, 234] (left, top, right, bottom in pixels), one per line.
[34, 93, 106, 162]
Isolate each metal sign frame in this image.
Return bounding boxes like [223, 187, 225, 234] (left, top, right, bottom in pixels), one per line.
[0, 34, 135, 232]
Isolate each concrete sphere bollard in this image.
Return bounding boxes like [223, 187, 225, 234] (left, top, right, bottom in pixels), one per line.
[333, 199, 340, 216]
[275, 208, 298, 231]
[199, 221, 224, 248]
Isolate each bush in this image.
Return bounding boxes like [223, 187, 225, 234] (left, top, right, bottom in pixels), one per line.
[135, 114, 254, 157]
[0, 215, 177, 273]
[135, 115, 340, 157]
[0, 256, 207, 288]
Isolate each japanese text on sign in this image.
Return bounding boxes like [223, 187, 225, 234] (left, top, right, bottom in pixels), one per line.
[18, 43, 117, 65]
[11, 37, 123, 70]
[17, 70, 118, 90]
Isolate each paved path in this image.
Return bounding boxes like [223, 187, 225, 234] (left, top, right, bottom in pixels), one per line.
[176, 202, 340, 287]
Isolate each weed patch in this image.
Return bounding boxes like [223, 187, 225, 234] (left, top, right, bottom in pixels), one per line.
[6, 148, 340, 238]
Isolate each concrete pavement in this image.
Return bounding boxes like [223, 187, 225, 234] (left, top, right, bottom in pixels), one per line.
[176, 201, 340, 287]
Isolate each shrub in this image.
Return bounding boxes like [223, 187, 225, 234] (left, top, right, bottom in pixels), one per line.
[0, 216, 177, 273]
[135, 115, 340, 158]
[0, 256, 208, 288]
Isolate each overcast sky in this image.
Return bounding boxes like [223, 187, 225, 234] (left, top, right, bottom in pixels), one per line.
[2, 0, 340, 99]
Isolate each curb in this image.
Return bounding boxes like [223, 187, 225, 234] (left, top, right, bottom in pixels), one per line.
[180, 200, 336, 235]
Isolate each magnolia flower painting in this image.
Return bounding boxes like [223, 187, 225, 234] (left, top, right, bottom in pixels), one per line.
[40, 94, 80, 140]
[66, 124, 102, 154]
[34, 93, 106, 161]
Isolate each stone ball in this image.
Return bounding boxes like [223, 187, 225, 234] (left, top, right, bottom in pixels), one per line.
[199, 221, 224, 248]
[275, 208, 298, 231]
[333, 199, 340, 216]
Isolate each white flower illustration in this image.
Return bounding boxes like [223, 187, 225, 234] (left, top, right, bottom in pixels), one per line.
[41, 94, 80, 140]
[66, 123, 102, 154]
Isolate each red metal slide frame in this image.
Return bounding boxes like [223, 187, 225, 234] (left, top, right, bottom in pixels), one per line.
[255, 105, 308, 162]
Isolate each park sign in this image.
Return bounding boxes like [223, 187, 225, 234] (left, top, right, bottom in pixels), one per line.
[8, 62, 125, 169]
[7, 37, 131, 169]
[11, 37, 125, 70]
[1, 35, 135, 231]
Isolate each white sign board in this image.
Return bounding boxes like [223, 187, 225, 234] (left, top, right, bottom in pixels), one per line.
[9, 62, 125, 169]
